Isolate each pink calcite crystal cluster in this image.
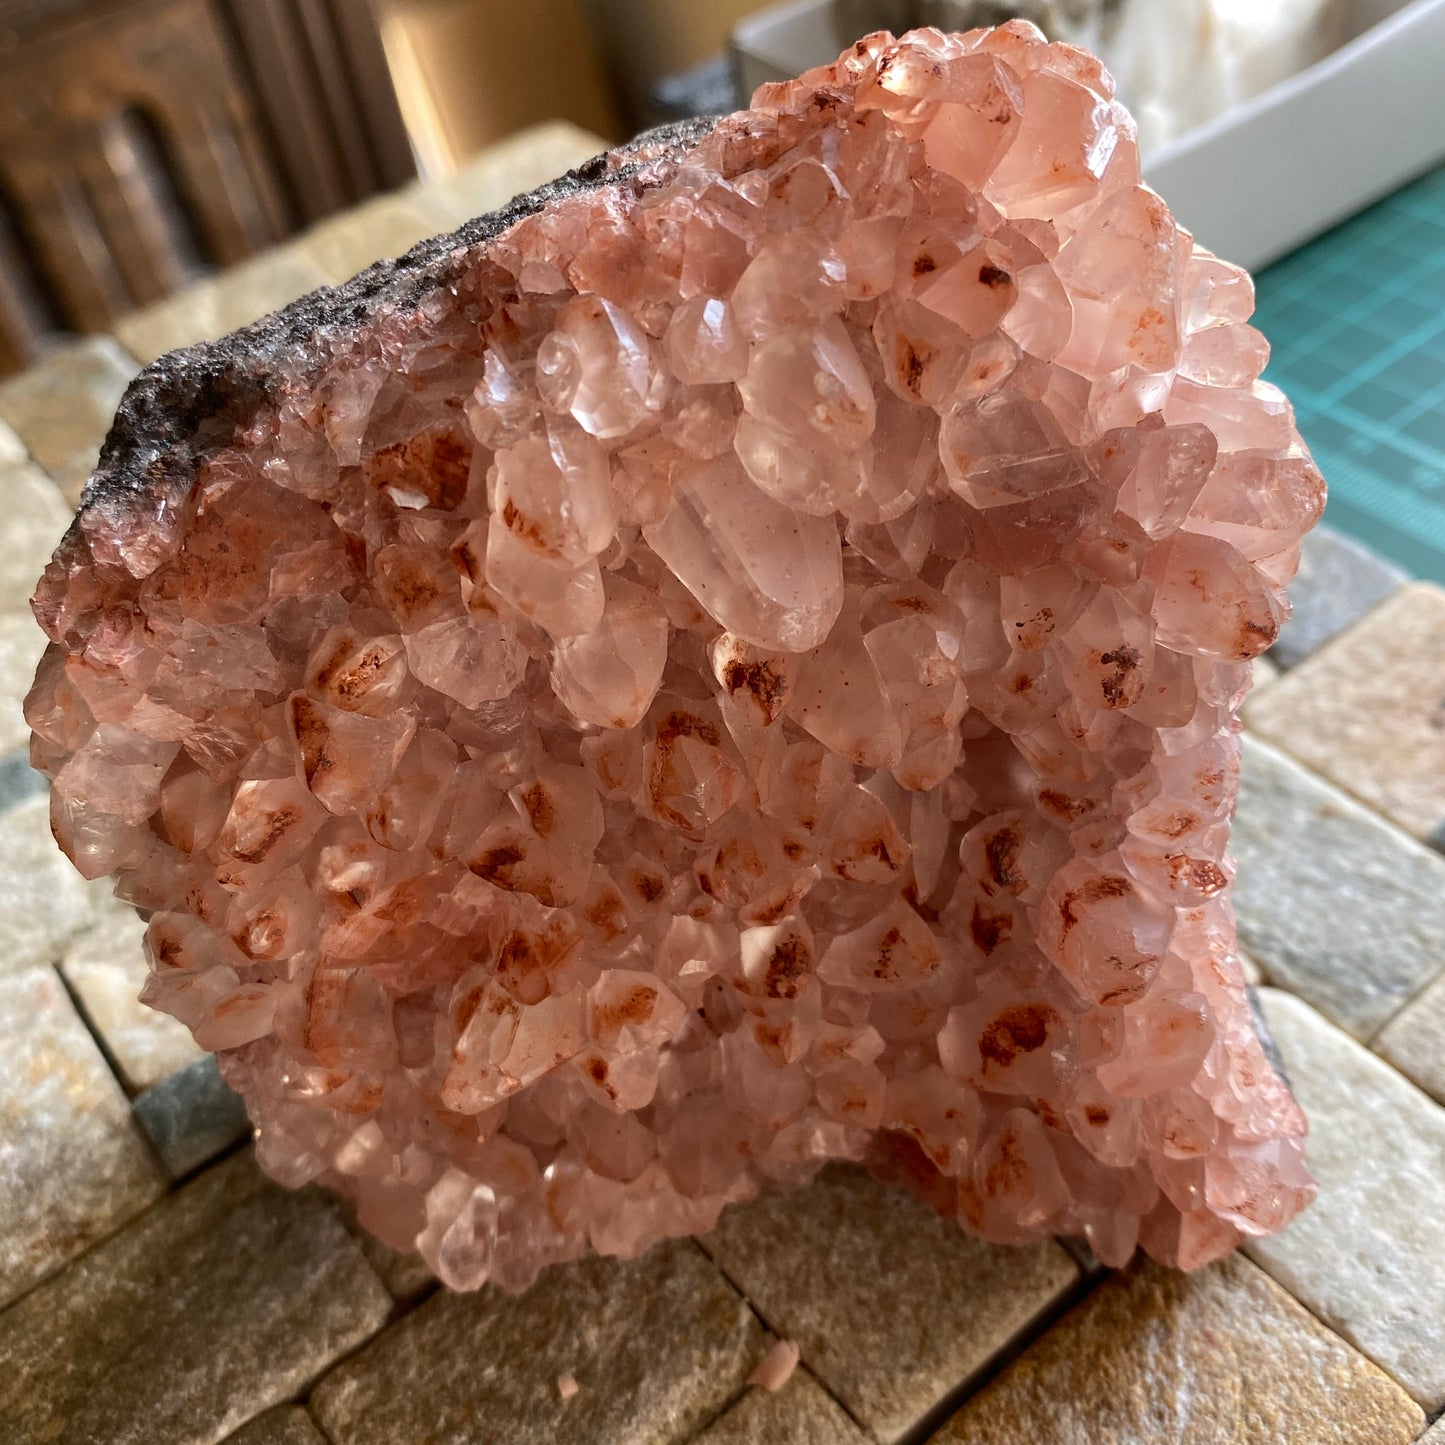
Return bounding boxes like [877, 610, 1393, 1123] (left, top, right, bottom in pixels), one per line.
[28, 24, 1323, 1290]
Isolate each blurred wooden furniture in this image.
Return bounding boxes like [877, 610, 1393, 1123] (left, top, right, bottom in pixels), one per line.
[0, 0, 413, 377]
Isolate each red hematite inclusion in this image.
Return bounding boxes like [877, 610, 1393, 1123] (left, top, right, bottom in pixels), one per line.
[28, 23, 1322, 1290]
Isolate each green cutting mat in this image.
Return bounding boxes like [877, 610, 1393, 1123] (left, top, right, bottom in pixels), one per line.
[1251, 163, 1445, 582]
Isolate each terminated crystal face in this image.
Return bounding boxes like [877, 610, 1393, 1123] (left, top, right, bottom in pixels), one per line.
[29, 24, 1323, 1290]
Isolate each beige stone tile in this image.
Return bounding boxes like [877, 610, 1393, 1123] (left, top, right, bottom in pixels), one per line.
[0, 966, 163, 1308]
[1250, 988, 1445, 1409]
[0, 1151, 391, 1444]
[1376, 973, 1445, 1106]
[310, 1240, 762, 1445]
[209, 249, 331, 339]
[115, 247, 331, 365]
[0, 337, 138, 503]
[113, 283, 217, 364]
[0, 415, 22, 464]
[1251, 652, 1280, 692]
[1231, 735, 1445, 1039]
[0, 611, 46, 756]
[0, 461, 70, 615]
[702, 1165, 1080, 1444]
[0, 794, 112, 976]
[410, 121, 608, 230]
[1246, 583, 1445, 847]
[695, 1367, 868, 1444]
[294, 195, 439, 284]
[221, 1404, 327, 1445]
[931, 1253, 1424, 1445]
[59, 905, 202, 1093]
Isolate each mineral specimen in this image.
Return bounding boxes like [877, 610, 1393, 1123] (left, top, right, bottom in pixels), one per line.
[28, 23, 1322, 1291]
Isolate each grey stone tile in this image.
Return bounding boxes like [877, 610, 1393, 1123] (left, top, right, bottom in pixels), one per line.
[60, 904, 202, 1093]
[133, 1055, 251, 1179]
[1249, 989, 1445, 1410]
[932, 1253, 1424, 1445]
[1247, 583, 1445, 847]
[1375, 972, 1445, 1106]
[0, 1151, 392, 1444]
[0, 793, 111, 977]
[0, 611, 46, 756]
[0, 461, 69, 614]
[1231, 735, 1445, 1039]
[0, 748, 47, 815]
[1269, 524, 1407, 670]
[352, 1231, 434, 1305]
[0, 337, 138, 503]
[310, 1240, 763, 1445]
[221, 1404, 327, 1445]
[702, 1165, 1080, 1444]
[694, 1367, 868, 1444]
[0, 966, 163, 1308]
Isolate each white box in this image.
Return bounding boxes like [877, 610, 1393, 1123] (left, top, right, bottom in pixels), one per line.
[732, 0, 1445, 270]
[1145, 0, 1445, 269]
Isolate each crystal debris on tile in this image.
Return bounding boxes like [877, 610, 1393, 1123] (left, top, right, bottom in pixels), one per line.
[27, 23, 1322, 1291]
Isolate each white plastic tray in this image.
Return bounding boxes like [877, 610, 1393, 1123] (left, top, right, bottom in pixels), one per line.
[1145, 0, 1445, 268]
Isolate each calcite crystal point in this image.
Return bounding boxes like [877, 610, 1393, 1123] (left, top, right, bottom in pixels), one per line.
[29, 24, 1323, 1290]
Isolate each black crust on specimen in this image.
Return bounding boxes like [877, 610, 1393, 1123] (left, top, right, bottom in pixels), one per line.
[78, 118, 719, 520]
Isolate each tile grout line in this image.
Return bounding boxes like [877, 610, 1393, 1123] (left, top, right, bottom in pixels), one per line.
[687, 1235, 877, 1442]
[893, 1260, 1110, 1445]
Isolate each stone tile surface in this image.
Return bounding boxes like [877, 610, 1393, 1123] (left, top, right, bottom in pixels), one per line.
[932, 1253, 1424, 1445]
[0, 415, 22, 462]
[703, 1166, 1080, 1444]
[115, 248, 330, 364]
[60, 904, 202, 1092]
[1268, 524, 1408, 669]
[0, 793, 111, 977]
[1250, 989, 1445, 1409]
[694, 1367, 868, 1444]
[294, 194, 438, 283]
[1231, 735, 1445, 1039]
[1251, 653, 1280, 691]
[353, 1231, 435, 1304]
[221, 1405, 327, 1445]
[0, 749, 47, 814]
[310, 1240, 762, 1445]
[0, 1151, 391, 1445]
[0, 966, 163, 1308]
[410, 121, 607, 230]
[1375, 972, 1445, 1105]
[0, 337, 138, 502]
[1247, 583, 1445, 847]
[0, 611, 46, 755]
[0, 461, 69, 614]
[134, 1055, 251, 1179]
